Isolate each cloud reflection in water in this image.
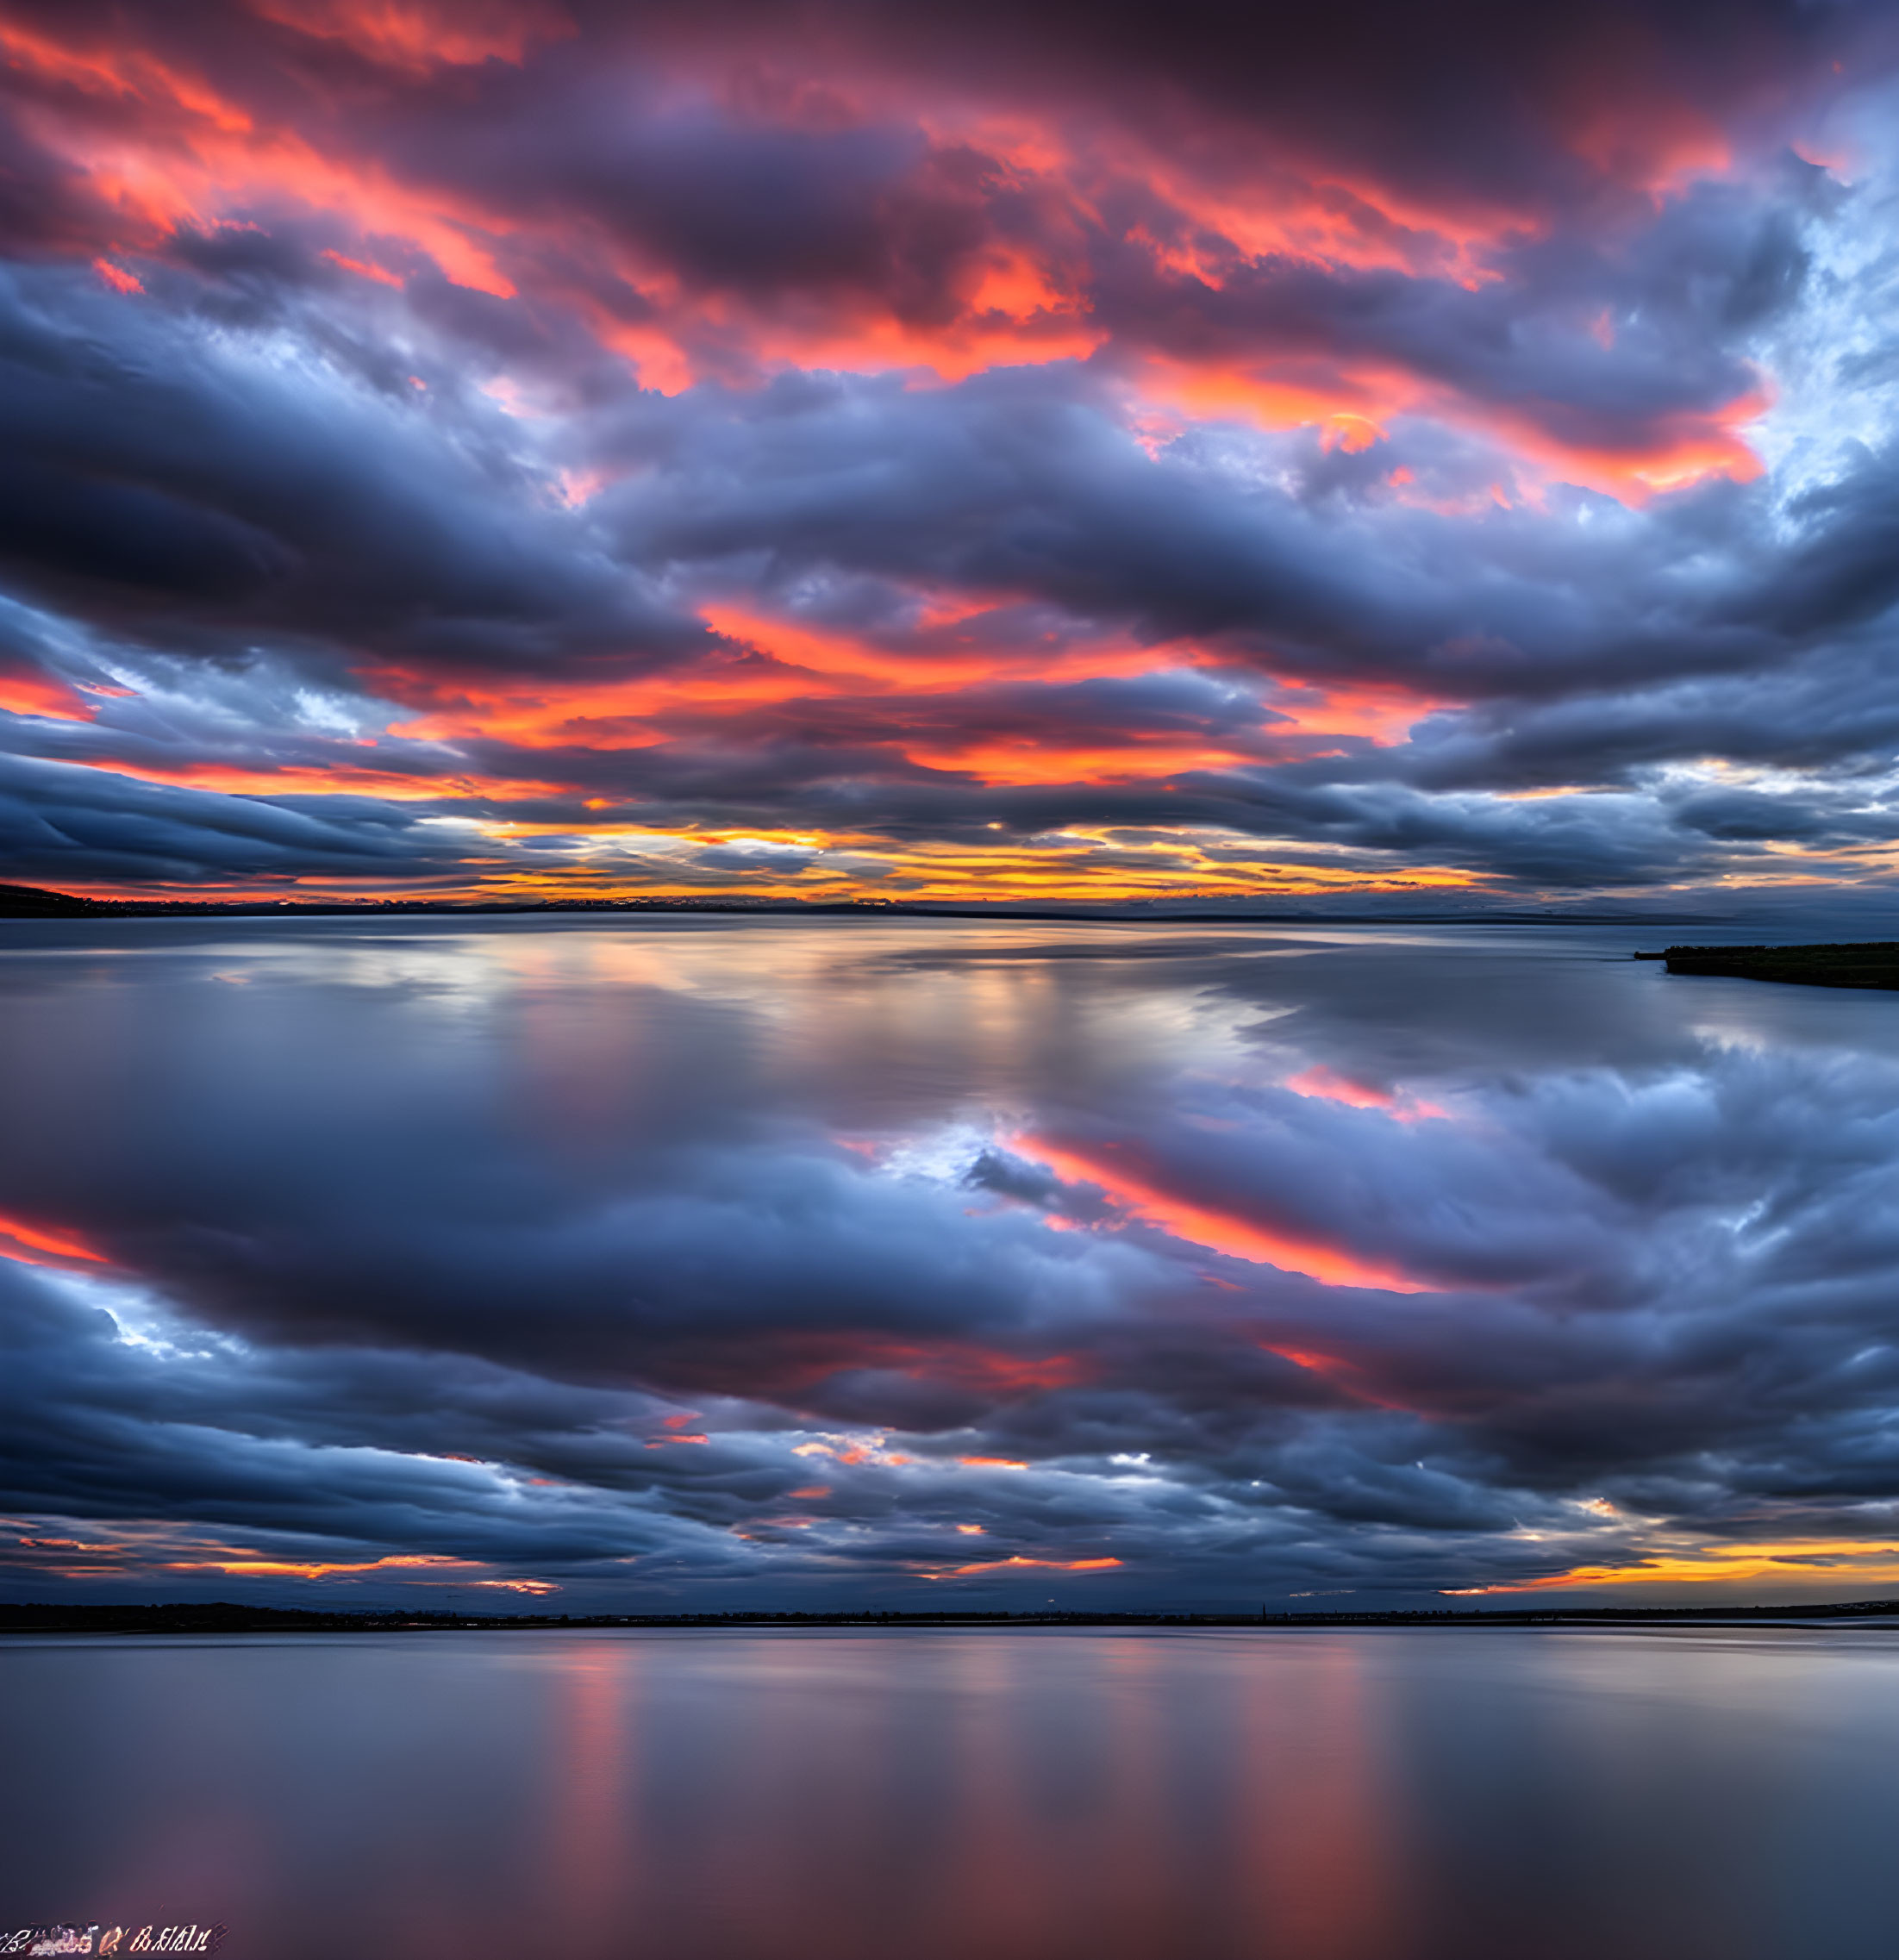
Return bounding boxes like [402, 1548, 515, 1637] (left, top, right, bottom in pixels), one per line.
[6, 915, 1899, 1606]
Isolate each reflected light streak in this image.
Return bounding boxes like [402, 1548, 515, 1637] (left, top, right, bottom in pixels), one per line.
[1286, 1066, 1446, 1120]
[539, 1642, 630, 1953]
[1261, 1343, 1410, 1411]
[1236, 1638, 1407, 1960]
[0, 1214, 110, 1267]
[1011, 1134, 1438, 1292]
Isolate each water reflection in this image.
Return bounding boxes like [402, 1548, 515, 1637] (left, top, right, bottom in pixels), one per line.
[9, 914, 1899, 1605]
[10, 1629, 1899, 1960]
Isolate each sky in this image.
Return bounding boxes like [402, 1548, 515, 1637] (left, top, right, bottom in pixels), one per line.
[3, 0, 1899, 907]
[13, 915, 1899, 1614]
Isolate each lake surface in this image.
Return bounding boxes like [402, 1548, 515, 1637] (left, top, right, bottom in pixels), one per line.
[7, 1626, 1899, 1960]
[9, 917, 1899, 1953]
[7, 914, 1899, 1609]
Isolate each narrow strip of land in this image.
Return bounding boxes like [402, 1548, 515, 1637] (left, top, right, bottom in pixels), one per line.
[1637, 942, 1899, 989]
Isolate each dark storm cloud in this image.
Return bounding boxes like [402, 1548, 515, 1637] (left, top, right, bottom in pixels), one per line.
[740, 0, 1852, 203]
[0, 752, 468, 886]
[0, 263, 692, 674]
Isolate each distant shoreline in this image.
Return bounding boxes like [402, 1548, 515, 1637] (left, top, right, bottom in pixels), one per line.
[1637, 942, 1899, 989]
[7, 1600, 1899, 1637]
[0, 881, 1775, 928]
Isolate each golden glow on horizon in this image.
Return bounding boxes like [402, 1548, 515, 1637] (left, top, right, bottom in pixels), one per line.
[34, 818, 1490, 908]
[1449, 1538, 1899, 1595]
[161, 1548, 556, 1584]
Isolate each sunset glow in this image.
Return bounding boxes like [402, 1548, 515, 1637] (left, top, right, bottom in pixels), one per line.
[0, 0, 1874, 908]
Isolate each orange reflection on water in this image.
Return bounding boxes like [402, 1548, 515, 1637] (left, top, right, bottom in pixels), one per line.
[541, 1645, 634, 1955]
[1012, 1133, 1437, 1292]
[1285, 1066, 1446, 1121]
[0, 1212, 111, 1267]
[1233, 1636, 1409, 1960]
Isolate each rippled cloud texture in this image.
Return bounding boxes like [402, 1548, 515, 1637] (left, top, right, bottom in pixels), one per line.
[3, 0, 1899, 902]
[11, 917, 1899, 1608]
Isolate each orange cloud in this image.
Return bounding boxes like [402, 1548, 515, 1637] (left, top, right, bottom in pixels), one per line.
[1263, 677, 1447, 746]
[0, 669, 96, 721]
[247, 0, 575, 72]
[904, 735, 1265, 786]
[922, 1554, 1122, 1578]
[320, 247, 403, 286]
[2, 5, 1773, 518]
[1128, 349, 1764, 502]
[3, 16, 520, 294]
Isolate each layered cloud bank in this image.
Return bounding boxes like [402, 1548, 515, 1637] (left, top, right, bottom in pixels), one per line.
[2, 0, 1899, 902]
[10, 917, 1899, 1609]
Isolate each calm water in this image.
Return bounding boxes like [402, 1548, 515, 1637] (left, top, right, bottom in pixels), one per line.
[6, 1626, 1899, 1960]
[11, 917, 1899, 1956]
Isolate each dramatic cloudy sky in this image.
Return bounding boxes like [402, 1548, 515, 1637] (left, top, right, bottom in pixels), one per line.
[3, 0, 1899, 903]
